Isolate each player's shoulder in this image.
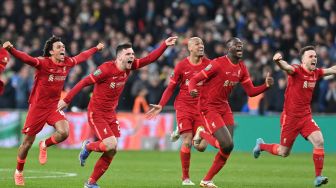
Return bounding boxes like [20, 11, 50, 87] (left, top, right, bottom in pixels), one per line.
[99, 61, 115, 71]
[292, 64, 300, 69]
[202, 57, 212, 63]
[175, 58, 188, 69]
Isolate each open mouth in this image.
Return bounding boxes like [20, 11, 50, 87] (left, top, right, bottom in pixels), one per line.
[60, 52, 65, 56]
[311, 62, 316, 66]
[127, 60, 133, 64]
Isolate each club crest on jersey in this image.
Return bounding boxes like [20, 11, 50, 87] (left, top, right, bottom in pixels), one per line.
[204, 64, 212, 71]
[110, 82, 116, 89]
[93, 69, 102, 76]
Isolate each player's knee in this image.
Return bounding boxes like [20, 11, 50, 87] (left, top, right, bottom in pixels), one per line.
[220, 142, 234, 154]
[105, 142, 117, 152]
[106, 148, 117, 157]
[196, 146, 206, 152]
[182, 140, 192, 148]
[56, 128, 69, 139]
[314, 139, 324, 148]
[21, 140, 34, 149]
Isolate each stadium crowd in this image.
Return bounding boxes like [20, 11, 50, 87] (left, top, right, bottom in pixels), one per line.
[0, 0, 336, 113]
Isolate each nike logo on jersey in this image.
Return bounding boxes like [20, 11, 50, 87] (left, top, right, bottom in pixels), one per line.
[184, 71, 190, 75]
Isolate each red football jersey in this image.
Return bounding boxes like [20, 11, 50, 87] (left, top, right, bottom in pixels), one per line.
[64, 42, 168, 114]
[9, 47, 98, 108]
[197, 56, 250, 112]
[283, 64, 324, 117]
[87, 61, 130, 113]
[169, 57, 210, 113]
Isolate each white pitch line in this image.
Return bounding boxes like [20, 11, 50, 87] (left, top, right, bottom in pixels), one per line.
[0, 169, 77, 179]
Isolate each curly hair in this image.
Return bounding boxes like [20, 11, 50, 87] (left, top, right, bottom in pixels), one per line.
[43, 36, 62, 57]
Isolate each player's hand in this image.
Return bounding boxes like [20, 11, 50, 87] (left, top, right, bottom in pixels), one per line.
[96, 43, 105, 51]
[273, 52, 283, 63]
[145, 104, 163, 120]
[190, 89, 198, 98]
[165, 36, 178, 46]
[265, 72, 274, 87]
[57, 99, 69, 112]
[2, 41, 13, 50]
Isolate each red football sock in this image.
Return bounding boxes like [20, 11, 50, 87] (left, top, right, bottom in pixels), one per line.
[45, 135, 58, 147]
[180, 145, 191, 180]
[260, 143, 280, 155]
[313, 148, 324, 177]
[88, 155, 113, 183]
[86, 141, 107, 152]
[16, 157, 26, 172]
[203, 151, 230, 181]
[200, 131, 220, 148]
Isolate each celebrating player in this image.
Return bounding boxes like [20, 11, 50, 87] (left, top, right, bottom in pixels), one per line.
[189, 37, 274, 188]
[57, 36, 177, 188]
[3, 36, 104, 186]
[253, 46, 336, 187]
[146, 37, 211, 185]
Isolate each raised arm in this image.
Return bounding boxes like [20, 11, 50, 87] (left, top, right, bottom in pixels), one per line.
[3, 41, 40, 67]
[57, 75, 95, 111]
[71, 43, 104, 65]
[132, 36, 178, 69]
[145, 81, 177, 119]
[322, 65, 336, 76]
[273, 52, 294, 74]
[240, 69, 273, 97]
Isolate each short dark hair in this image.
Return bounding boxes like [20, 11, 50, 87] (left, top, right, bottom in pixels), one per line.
[116, 43, 132, 55]
[225, 37, 240, 48]
[299, 46, 315, 58]
[43, 36, 62, 57]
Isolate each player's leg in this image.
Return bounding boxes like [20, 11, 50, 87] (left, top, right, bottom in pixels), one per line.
[193, 115, 208, 152]
[180, 132, 196, 185]
[200, 112, 232, 187]
[15, 105, 47, 185]
[254, 113, 296, 158]
[303, 118, 328, 187]
[193, 112, 220, 148]
[39, 110, 69, 165]
[15, 134, 36, 186]
[85, 136, 117, 188]
[176, 113, 195, 185]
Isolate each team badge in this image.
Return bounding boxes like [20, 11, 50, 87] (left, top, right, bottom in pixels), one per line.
[204, 64, 212, 71]
[93, 69, 102, 76]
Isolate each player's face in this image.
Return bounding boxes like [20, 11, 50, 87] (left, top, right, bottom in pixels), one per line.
[50, 42, 65, 61]
[189, 38, 204, 57]
[228, 39, 243, 59]
[119, 48, 135, 70]
[302, 50, 317, 71]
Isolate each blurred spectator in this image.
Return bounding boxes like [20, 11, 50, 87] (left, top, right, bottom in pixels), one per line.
[0, 0, 335, 114]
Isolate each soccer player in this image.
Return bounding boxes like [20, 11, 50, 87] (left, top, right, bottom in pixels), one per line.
[253, 46, 336, 187]
[0, 47, 10, 95]
[3, 36, 104, 186]
[188, 37, 274, 188]
[146, 37, 212, 185]
[57, 36, 178, 188]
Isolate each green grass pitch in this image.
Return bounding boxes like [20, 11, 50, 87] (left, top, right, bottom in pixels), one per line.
[1, 148, 335, 188]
